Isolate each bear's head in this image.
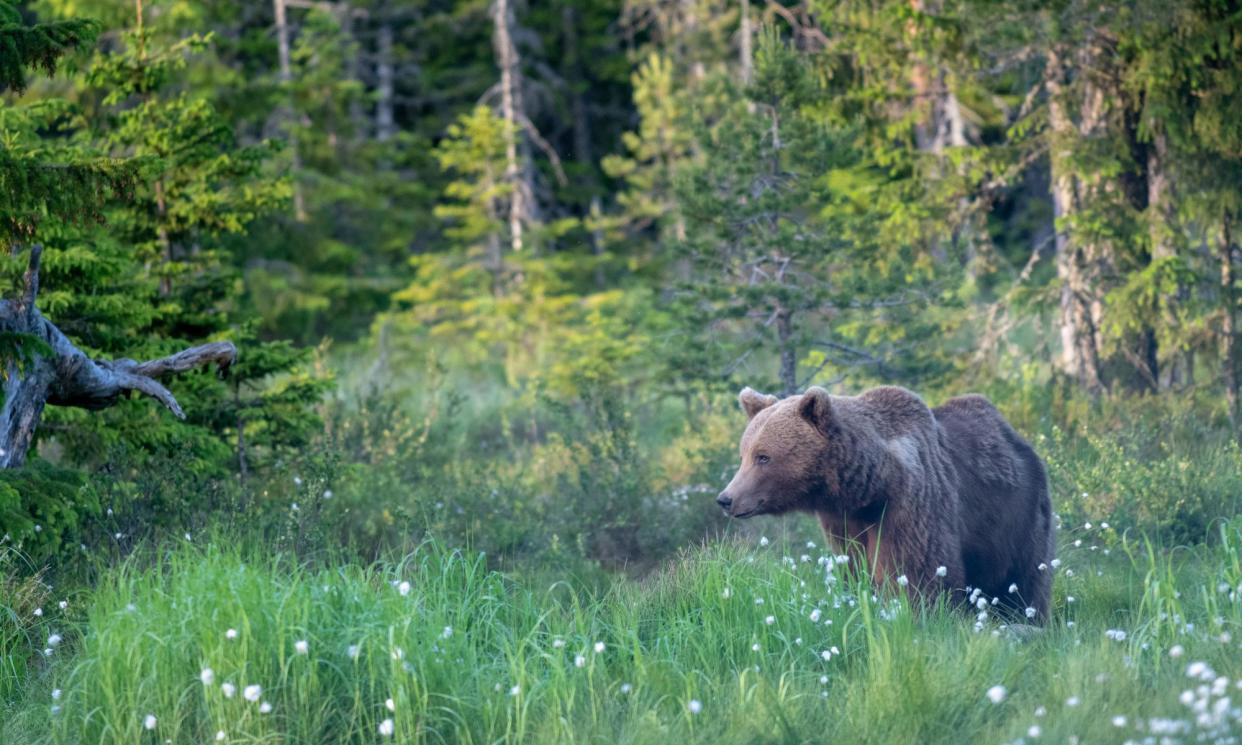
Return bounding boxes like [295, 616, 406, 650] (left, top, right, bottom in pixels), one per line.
[716, 386, 835, 519]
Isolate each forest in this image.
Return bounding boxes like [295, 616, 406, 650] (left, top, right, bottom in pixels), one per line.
[3, 0, 1242, 743]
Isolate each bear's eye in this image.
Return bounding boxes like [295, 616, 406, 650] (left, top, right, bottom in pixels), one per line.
[755, 454, 770, 465]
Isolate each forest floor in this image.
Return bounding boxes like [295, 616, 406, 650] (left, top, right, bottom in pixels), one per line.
[3, 520, 1242, 744]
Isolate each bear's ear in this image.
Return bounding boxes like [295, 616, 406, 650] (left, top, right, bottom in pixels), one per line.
[739, 387, 778, 420]
[798, 387, 835, 436]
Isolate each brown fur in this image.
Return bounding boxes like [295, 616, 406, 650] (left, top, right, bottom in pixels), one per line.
[719, 386, 1055, 620]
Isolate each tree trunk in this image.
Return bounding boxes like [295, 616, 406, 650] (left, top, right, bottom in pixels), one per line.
[1047, 43, 1114, 393]
[776, 307, 796, 397]
[1221, 212, 1239, 434]
[1148, 127, 1186, 388]
[0, 246, 236, 468]
[492, 0, 536, 254]
[273, 0, 308, 221]
[375, 21, 395, 143]
[739, 0, 753, 85]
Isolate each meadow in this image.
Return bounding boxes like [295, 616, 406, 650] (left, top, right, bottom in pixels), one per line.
[4, 390, 1242, 744]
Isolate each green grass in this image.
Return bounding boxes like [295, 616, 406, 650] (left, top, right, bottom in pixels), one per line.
[3, 520, 1242, 744]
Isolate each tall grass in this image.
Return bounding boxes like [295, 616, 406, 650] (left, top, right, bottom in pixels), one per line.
[4, 521, 1241, 744]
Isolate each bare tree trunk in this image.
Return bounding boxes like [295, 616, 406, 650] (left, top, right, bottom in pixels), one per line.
[1147, 127, 1185, 388]
[493, 0, 535, 254]
[375, 21, 395, 143]
[739, 0, 753, 85]
[1221, 212, 1239, 434]
[274, 0, 308, 221]
[776, 307, 797, 397]
[0, 246, 236, 468]
[1047, 43, 1114, 394]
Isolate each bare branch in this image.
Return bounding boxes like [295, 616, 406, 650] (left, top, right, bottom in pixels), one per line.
[20, 244, 42, 320]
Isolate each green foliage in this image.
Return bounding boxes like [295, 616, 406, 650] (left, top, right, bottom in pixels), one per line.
[0, 459, 97, 561]
[0, 0, 97, 93]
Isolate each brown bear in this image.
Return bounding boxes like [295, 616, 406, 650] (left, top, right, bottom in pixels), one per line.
[718, 385, 1054, 621]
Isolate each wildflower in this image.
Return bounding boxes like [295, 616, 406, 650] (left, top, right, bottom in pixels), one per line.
[391, 647, 404, 661]
[764, 615, 775, 625]
[221, 682, 236, 698]
[398, 581, 411, 596]
[143, 714, 158, 730]
[1066, 696, 1080, 707]
[58, 600, 67, 610]
[33, 608, 42, 617]
[986, 685, 1007, 704]
[50, 705, 60, 716]
[225, 628, 238, 640]
[754, 597, 765, 605]
[1169, 645, 1184, 658]
[509, 685, 521, 696]
[1008, 584, 1018, 594]
[1034, 706, 1046, 717]
[1025, 607, 1037, 619]
[51, 688, 61, 700]
[323, 489, 333, 499]
[1038, 563, 1048, 572]
[243, 684, 262, 703]
[1084, 522, 1092, 530]
[347, 644, 360, 659]
[1111, 715, 1126, 727]
[759, 537, 769, 547]
[378, 718, 394, 737]
[1065, 569, 1074, 577]
[620, 683, 633, 694]
[1028, 725, 1041, 738]
[1101, 522, 1109, 529]
[200, 668, 215, 686]
[386, 698, 395, 712]
[47, 634, 62, 647]
[1050, 559, 1062, 569]
[594, 641, 606, 653]
[810, 608, 822, 622]
[752, 643, 761, 652]
[687, 699, 703, 714]
[215, 731, 226, 742]
[552, 639, 566, 649]
[295, 640, 309, 655]
[976, 598, 988, 610]
[721, 587, 732, 599]
[935, 566, 947, 577]
[259, 702, 272, 714]
[442, 626, 453, 639]
[1066, 596, 1075, 603]
[575, 655, 586, 668]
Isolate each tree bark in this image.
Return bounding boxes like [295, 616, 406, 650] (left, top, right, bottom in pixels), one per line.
[739, 0, 753, 85]
[776, 307, 796, 397]
[492, 0, 536, 254]
[1221, 212, 1239, 435]
[273, 0, 308, 221]
[0, 246, 236, 468]
[375, 21, 395, 143]
[1047, 42, 1114, 393]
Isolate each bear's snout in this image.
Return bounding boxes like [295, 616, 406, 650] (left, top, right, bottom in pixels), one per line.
[716, 492, 733, 511]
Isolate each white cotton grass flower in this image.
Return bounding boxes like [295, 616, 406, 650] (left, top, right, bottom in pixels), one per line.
[896, 575, 909, 587]
[386, 698, 395, 712]
[295, 639, 309, 655]
[33, 608, 42, 617]
[759, 537, 769, 547]
[575, 655, 587, 668]
[1111, 715, 1127, 727]
[764, 615, 775, 625]
[935, 566, 947, 577]
[51, 688, 61, 700]
[347, 644, 360, 660]
[1025, 607, 1037, 619]
[1066, 696, 1080, 707]
[221, 682, 236, 698]
[594, 641, 606, 653]
[509, 685, 521, 696]
[1038, 563, 1048, 572]
[752, 643, 761, 652]
[259, 702, 272, 714]
[243, 684, 262, 702]
[1008, 584, 1018, 594]
[687, 699, 703, 714]
[215, 731, 226, 742]
[441, 626, 453, 639]
[200, 668, 215, 686]
[620, 683, 632, 694]
[1169, 644, 1184, 658]
[1034, 706, 1046, 717]
[143, 714, 157, 730]
[1050, 559, 1062, 569]
[398, 581, 411, 596]
[986, 685, 1007, 704]
[721, 587, 732, 599]
[552, 638, 566, 649]
[225, 628, 238, 640]
[378, 718, 394, 737]
[47, 633, 62, 647]
[810, 608, 823, 622]
[58, 600, 67, 610]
